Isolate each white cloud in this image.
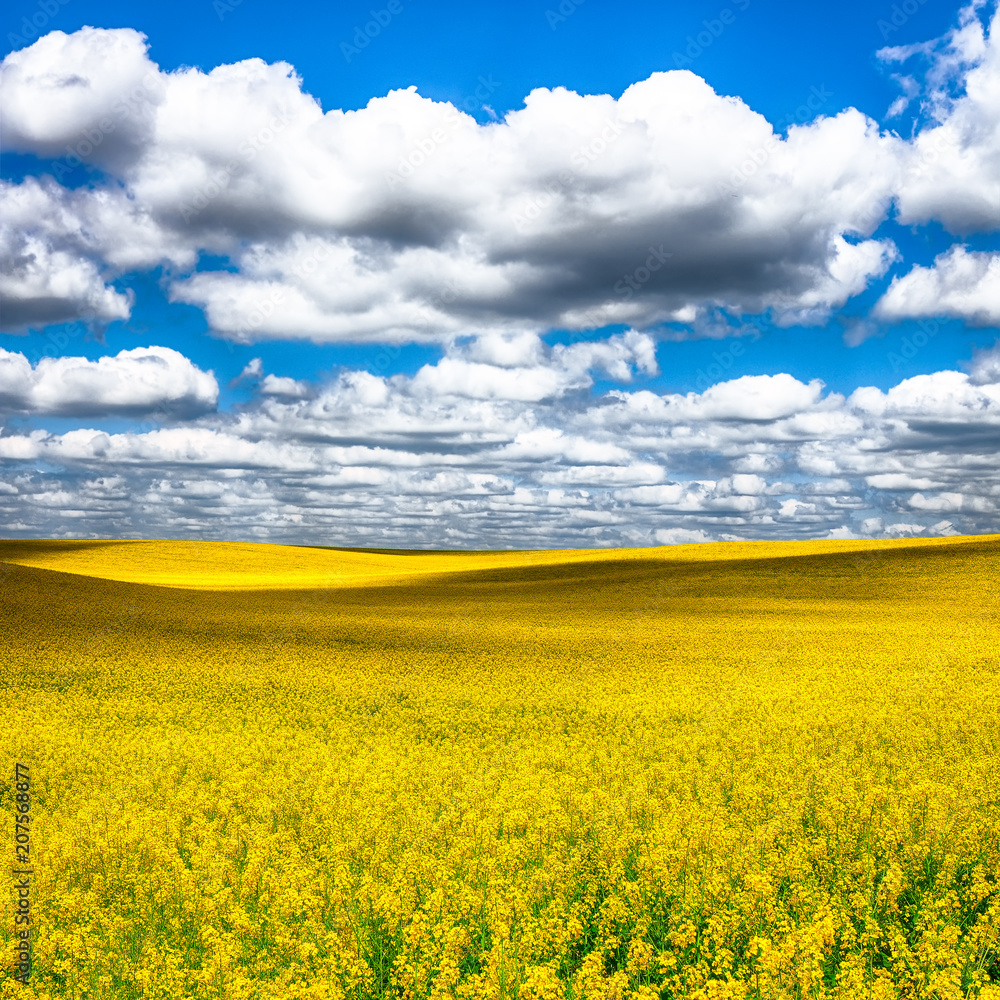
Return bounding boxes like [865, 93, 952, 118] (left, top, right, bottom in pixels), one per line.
[1, 351, 999, 544]
[0, 177, 197, 332]
[875, 246, 1000, 325]
[886, 3, 1000, 233]
[1, 10, 995, 341]
[690, 374, 827, 422]
[410, 357, 577, 403]
[654, 527, 715, 545]
[908, 491, 964, 511]
[0, 229, 132, 330]
[967, 341, 1000, 385]
[1, 11, 999, 545]
[497, 427, 631, 465]
[732, 451, 784, 474]
[464, 331, 546, 368]
[0, 346, 218, 418]
[722, 474, 768, 495]
[825, 526, 861, 540]
[409, 331, 657, 401]
[0, 27, 163, 168]
[882, 522, 927, 537]
[241, 358, 264, 379]
[930, 519, 962, 536]
[779, 499, 817, 517]
[259, 375, 312, 399]
[0, 28, 908, 341]
[866, 473, 943, 490]
[598, 374, 828, 428]
[849, 369, 1000, 425]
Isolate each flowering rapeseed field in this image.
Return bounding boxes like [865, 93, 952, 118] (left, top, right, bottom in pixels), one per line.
[1, 535, 998, 1000]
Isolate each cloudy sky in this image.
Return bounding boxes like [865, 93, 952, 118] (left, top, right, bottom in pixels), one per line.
[0, 0, 998, 547]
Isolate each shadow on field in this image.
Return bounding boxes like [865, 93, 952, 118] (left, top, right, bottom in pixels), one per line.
[1, 537, 996, 653]
[0, 538, 124, 560]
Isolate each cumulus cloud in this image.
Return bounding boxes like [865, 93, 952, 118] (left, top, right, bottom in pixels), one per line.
[1, 9, 996, 341]
[967, 341, 1000, 385]
[597, 374, 830, 429]
[233, 357, 264, 384]
[875, 246, 1000, 325]
[409, 330, 658, 401]
[1, 349, 998, 545]
[259, 374, 312, 399]
[0, 346, 218, 418]
[0, 229, 132, 330]
[1, 9, 999, 545]
[653, 527, 716, 545]
[908, 491, 964, 512]
[0, 26, 911, 342]
[0, 27, 163, 169]
[849, 369, 1000, 428]
[884, 3, 1000, 233]
[858, 517, 949, 538]
[0, 177, 197, 332]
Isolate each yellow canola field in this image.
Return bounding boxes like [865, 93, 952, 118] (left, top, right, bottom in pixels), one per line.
[0, 535, 998, 1000]
[0, 536, 972, 590]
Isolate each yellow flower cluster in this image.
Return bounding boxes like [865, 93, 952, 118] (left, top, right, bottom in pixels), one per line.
[0, 535, 997, 999]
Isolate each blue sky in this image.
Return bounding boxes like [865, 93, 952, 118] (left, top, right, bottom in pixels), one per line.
[0, 0, 998, 546]
[0, 0, 966, 122]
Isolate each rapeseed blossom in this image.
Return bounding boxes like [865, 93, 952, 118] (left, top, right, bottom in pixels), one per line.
[1, 535, 997, 998]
